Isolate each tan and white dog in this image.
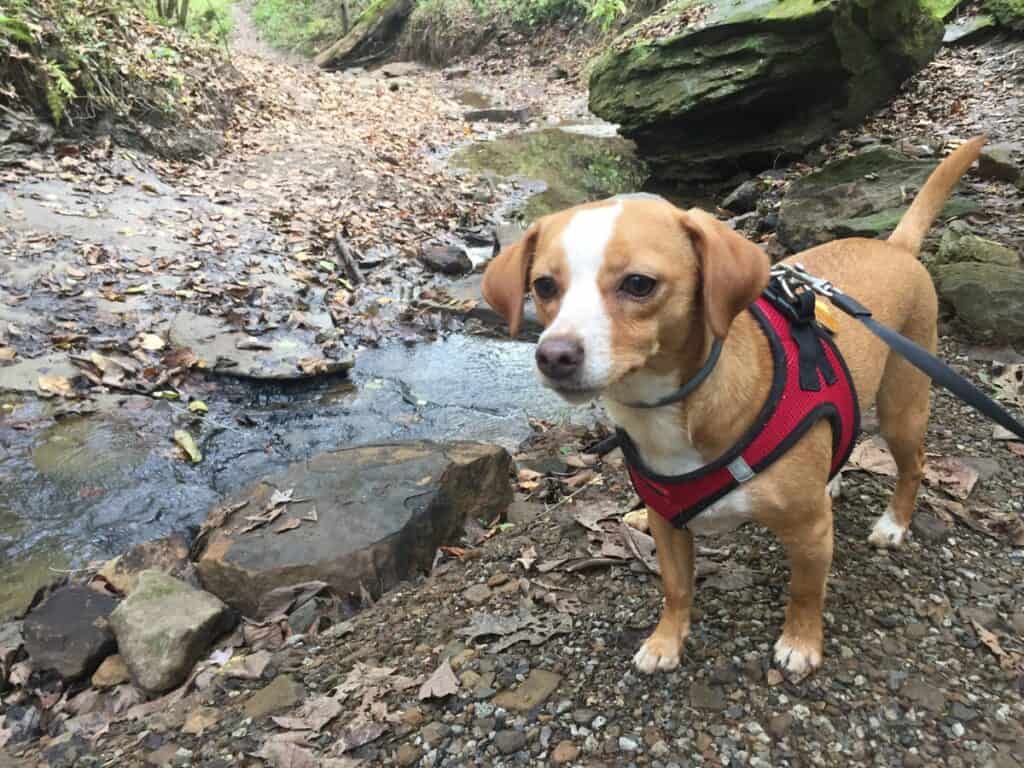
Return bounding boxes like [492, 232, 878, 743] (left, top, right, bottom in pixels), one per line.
[482, 137, 985, 675]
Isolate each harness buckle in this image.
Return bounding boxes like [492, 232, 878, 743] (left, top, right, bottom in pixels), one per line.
[770, 263, 836, 299]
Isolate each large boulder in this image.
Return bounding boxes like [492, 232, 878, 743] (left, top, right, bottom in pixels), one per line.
[108, 571, 235, 695]
[935, 264, 1024, 343]
[196, 442, 513, 617]
[588, 0, 943, 182]
[777, 147, 977, 252]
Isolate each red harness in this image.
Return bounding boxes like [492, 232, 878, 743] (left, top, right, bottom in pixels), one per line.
[622, 292, 860, 529]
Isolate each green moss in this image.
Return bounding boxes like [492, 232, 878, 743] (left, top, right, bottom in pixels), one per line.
[920, 0, 961, 18]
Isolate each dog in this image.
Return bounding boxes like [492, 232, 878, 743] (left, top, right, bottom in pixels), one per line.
[481, 137, 985, 675]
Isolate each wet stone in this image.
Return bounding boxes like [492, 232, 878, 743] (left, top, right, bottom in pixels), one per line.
[97, 534, 198, 596]
[463, 584, 492, 606]
[977, 143, 1022, 183]
[196, 441, 513, 616]
[23, 585, 117, 681]
[464, 108, 531, 124]
[420, 245, 472, 276]
[721, 179, 762, 214]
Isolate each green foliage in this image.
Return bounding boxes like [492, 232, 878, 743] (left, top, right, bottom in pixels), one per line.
[251, 0, 358, 53]
[985, 0, 1024, 29]
[586, 0, 627, 30]
[1, 0, 233, 134]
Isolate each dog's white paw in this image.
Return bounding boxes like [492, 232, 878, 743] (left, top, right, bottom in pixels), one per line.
[633, 636, 681, 674]
[868, 508, 908, 549]
[773, 634, 822, 675]
[827, 475, 842, 500]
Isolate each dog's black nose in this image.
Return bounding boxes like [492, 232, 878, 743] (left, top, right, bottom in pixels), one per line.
[536, 336, 584, 381]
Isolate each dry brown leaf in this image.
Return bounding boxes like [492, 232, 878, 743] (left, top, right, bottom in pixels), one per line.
[271, 696, 343, 732]
[139, 333, 165, 351]
[924, 457, 979, 500]
[38, 374, 74, 397]
[273, 517, 301, 534]
[417, 659, 458, 701]
[0, 347, 16, 361]
[847, 439, 897, 476]
[1008, 443, 1024, 459]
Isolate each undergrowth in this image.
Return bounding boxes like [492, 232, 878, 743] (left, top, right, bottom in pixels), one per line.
[0, 0, 236, 150]
[985, 0, 1024, 28]
[251, 0, 361, 54]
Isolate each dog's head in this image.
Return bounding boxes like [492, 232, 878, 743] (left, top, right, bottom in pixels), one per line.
[482, 197, 769, 403]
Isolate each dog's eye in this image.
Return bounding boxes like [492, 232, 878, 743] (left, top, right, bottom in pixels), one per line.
[533, 276, 559, 300]
[620, 274, 657, 298]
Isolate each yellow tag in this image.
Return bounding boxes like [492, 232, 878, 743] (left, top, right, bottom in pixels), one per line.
[814, 297, 839, 335]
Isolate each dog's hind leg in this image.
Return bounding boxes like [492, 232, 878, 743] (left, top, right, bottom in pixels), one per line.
[869, 316, 936, 548]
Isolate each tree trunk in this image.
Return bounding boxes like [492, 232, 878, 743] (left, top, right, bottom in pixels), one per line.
[341, 0, 350, 36]
[314, 0, 413, 69]
[177, 0, 190, 27]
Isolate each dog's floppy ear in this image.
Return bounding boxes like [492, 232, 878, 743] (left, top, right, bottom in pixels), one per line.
[679, 209, 770, 339]
[481, 223, 540, 338]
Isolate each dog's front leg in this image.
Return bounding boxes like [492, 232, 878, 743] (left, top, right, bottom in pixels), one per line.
[773, 494, 833, 675]
[634, 509, 694, 674]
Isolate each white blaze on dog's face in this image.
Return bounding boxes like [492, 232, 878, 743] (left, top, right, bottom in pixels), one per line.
[481, 197, 769, 403]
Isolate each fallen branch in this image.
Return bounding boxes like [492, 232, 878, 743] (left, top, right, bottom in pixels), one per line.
[334, 233, 365, 286]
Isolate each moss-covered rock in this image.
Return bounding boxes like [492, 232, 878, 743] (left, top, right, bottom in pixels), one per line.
[777, 147, 976, 252]
[588, 0, 943, 182]
[935, 264, 1024, 342]
[935, 221, 1020, 267]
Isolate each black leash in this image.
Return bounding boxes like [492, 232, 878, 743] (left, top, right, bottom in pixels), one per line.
[773, 263, 1024, 441]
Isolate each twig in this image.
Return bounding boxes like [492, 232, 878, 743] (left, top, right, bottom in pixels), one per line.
[333, 233, 365, 285]
[544, 477, 601, 513]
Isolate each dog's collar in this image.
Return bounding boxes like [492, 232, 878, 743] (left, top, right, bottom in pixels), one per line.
[615, 338, 724, 409]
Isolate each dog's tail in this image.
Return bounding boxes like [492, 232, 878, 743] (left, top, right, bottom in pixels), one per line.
[887, 135, 986, 257]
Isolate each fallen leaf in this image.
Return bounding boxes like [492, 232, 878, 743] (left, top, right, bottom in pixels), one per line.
[971, 619, 1007, 663]
[0, 347, 15, 361]
[517, 545, 537, 572]
[269, 488, 295, 507]
[418, 659, 458, 700]
[188, 400, 209, 414]
[174, 430, 202, 463]
[256, 740, 319, 768]
[924, 457, 979, 500]
[272, 696, 343, 732]
[564, 469, 597, 489]
[139, 333, 165, 351]
[847, 439, 897, 476]
[182, 706, 220, 735]
[1008, 443, 1024, 459]
[223, 650, 273, 680]
[623, 508, 649, 532]
[333, 716, 387, 753]
[572, 501, 621, 532]
[38, 374, 74, 397]
[274, 517, 301, 534]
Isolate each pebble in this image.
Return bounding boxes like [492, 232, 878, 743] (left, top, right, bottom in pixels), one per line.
[463, 584, 492, 606]
[421, 721, 450, 747]
[396, 743, 421, 766]
[552, 739, 580, 763]
[619, 736, 639, 752]
[494, 729, 526, 754]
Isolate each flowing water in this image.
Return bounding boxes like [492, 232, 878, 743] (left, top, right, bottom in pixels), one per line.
[0, 101, 648, 619]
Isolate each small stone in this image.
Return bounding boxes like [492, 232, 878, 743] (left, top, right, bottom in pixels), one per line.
[494, 729, 526, 754]
[420, 245, 472, 276]
[463, 584, 492, 606]
[396, 743, 422, 767]
[486, 573, 509, 588]
[91, 654, 130, 688]
[951, 703, 978, 722]
[722, 179, 761, 214]
[619, 736, 639, 752]
[903, 679, 947, 713]
[906, 622, 928, 640]
[23, 585, 117, 681]
[552, 739, 579, 764]
[696, 733, 713, 751]
[689, 681, 726, 711]
[767, 713, 793, 740]
[572, 708, 597, 726]
[421, 721, 450, 747]
[650, 739, 670, 757]
[243, 674, 304, 719]
[951, 721, 966, 738]
[766, 669, 784, 686]
[492, 669, 561, 712]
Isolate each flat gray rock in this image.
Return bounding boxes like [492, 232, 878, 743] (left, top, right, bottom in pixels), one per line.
[169, 311, 352, 381]
[444, 274, 543, 338]
[109, 570, 235, 695]
[23, 586, 117, 681]
[778, 147, 977, 251]
[196, 441, 513, 616]
[0, 353, 79, 395]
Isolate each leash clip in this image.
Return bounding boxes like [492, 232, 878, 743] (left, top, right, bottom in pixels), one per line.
[770, 263, 837, 299]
